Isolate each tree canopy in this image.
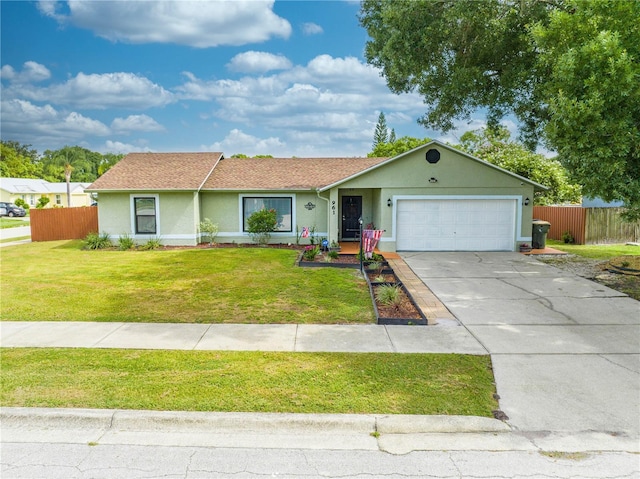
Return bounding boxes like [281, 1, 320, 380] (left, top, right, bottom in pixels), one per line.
[368, 136, 431, 158]
[360, 0, 640, 219]
[0, 141, 123, 183]
[459, 127, 582, 206]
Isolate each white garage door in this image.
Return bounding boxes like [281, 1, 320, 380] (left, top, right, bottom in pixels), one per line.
[396, 199, 516, 251]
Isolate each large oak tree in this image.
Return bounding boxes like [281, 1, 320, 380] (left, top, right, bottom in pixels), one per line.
[360, 0, 640, 219]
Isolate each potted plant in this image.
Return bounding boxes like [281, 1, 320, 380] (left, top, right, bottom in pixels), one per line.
[519, 243, 532, 252]
[329, 240, 341, 252]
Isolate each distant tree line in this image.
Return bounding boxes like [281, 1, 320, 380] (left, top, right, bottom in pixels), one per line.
[0, 140, 123, 183]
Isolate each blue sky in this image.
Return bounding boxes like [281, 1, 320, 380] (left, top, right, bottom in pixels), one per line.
[1, 0, 491, 157]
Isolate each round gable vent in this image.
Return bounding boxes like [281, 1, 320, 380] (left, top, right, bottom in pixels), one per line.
[426, 149, 441, 164]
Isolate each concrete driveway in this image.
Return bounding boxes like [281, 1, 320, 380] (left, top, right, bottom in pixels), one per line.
[402, 252, 640, 439]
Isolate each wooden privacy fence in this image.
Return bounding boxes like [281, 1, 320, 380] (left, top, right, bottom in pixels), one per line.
[30, 207, 98, 241]
[533, 206, 639, 245]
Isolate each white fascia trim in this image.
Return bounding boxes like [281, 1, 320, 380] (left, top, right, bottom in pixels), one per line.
[390, 195, 528, 242]
[238, 193, 297, 234]
[130, 193, 160, 238]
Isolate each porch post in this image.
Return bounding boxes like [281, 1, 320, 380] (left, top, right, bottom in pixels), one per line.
[328, 188, 340, 244]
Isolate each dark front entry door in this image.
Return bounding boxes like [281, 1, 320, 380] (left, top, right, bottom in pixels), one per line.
[341, 196, 362, 240]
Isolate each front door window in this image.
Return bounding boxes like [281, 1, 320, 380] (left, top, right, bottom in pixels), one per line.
[341, 196, 362, 239]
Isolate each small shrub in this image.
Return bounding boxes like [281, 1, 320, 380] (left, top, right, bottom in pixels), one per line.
[562, 230, 575, 244]
[199, 218, 219, 245]
[247, 208, 277, 245]
[14, 198, 28, 209]
[357, 250, 384, 262]
[302, 245, 320, 261]
[374, 275, 386, 283]
[367, 261, 382, 272]
[375, 284, 402, 306]
[85, 231, 112, 250]
[118, 234, 135, 250]
[328, 250, 339, 260]
[140, 237, 162, 250]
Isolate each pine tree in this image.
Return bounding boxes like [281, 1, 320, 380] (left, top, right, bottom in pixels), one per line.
[372, 112, 388, 149]
[389, 128, 396, 143]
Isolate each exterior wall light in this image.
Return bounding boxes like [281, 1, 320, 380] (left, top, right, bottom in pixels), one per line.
[387, 198, 392, 207]
[523, 197, 530, 206]
[429, 177, 438, 183]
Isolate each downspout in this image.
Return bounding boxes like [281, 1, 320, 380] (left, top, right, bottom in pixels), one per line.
[316, 189, 330, 240]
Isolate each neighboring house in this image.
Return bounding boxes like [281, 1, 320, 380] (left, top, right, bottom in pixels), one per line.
[0, 178, 93, 208]
[86, 141, 546, 252]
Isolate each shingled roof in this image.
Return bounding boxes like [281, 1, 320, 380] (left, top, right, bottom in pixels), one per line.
[202, 156, 389, 190]
[87, 152, 223, 191]
[88, 154, 390, 192]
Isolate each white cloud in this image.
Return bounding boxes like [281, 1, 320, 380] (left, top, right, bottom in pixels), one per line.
[227, 51, 292, 73]
[1, 99, 110, 145]
[203, 129, 285, 156]
[111, 114, 165, 133]
[0, 65, 15, 80]
[301, 22, 323, 35]
[102, 140, 153, 154]
[176, 54, 428, 155]
[1, 61, 51, 83]
[5, 71, 174, 110]
[41, 0, 291, 48]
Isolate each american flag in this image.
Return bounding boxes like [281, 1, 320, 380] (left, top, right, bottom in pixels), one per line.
[362, 229, 383, 259]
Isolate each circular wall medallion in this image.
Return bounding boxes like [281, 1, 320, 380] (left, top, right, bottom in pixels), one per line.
[426, 149, 441, 164]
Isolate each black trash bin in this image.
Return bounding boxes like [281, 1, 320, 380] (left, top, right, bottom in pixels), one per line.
[532, 220, 551, 249]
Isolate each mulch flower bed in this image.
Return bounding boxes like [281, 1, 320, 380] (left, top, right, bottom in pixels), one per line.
[298, 250, 427, 325]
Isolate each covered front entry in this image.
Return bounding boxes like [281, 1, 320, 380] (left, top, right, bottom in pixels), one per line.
[341, 195, 362, 240]
[396, 198, 516, 251]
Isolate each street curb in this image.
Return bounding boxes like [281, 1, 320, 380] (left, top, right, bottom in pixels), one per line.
[1, 407, 509, 435]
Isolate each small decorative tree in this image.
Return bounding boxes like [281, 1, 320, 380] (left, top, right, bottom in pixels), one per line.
[247, 208, 277, 245]
[14, 198, 29, 210]
[36, 196, 50, 209]
[199, 218, 219, 246]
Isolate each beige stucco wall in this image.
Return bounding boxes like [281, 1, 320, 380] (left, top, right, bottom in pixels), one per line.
[96, 191, 198, 245]
[200, 190, 328, 244]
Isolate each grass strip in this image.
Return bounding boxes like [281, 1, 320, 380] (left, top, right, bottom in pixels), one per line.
[0, 241, 374, 324]
[546, 240, 639, 259]
[0, 218, 29, 229]
[0, 349, 497, 416]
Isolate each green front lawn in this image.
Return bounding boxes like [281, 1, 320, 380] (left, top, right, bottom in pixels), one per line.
[0, 348, 498, 416]
[0, 241, 374, 324]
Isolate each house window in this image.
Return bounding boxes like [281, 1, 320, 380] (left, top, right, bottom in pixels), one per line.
[55, 195, 61, 205]
[134, 197, 157, 234]
[243, 197, 292, 232]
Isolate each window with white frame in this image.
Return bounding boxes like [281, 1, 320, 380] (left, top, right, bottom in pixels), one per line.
[134, 197, 157, 234]
[55, 194, 61, 205]
[242, 197, 292, 232]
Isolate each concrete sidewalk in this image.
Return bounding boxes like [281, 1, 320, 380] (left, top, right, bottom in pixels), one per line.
[0, 321, 487, 354]
[0, 224, 31, 247]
